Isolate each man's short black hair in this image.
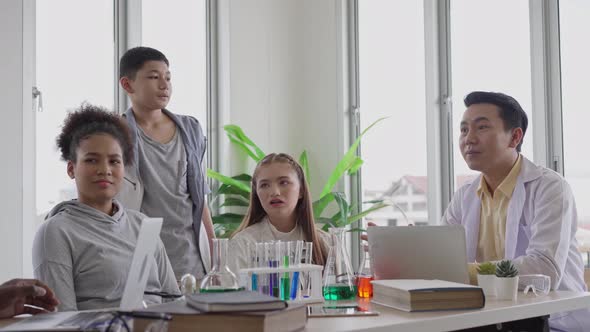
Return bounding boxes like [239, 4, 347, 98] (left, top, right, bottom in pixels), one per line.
[57, 103, 134, 165]
[119, 46, 169, 79]
[464, 91, 528, 152]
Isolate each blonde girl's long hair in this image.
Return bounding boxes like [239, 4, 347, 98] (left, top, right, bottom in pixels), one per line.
[232, 153, 327, 266]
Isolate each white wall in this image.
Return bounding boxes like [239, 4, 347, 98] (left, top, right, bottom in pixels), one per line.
[217, 0, 348, 197]
[0, 0, 35, 280]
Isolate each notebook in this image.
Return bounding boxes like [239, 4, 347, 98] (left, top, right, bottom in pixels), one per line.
[186, 291, 287, 312]
[0, 218, 164, 332]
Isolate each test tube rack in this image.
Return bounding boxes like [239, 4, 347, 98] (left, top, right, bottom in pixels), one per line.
[239, 263, 324, 304]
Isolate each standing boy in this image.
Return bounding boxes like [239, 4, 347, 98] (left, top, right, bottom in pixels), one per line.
[118, 47, 214, 280]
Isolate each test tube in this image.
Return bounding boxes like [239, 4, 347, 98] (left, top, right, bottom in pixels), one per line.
[290, 240, 303, 300]
[256, 243, 268, 295]
[301, 242, 313, 298]
[266, 241, 279, 297]
[248, 242, 258, 291]
[273, 241, 282, 297]
[279, 241, 291, 300]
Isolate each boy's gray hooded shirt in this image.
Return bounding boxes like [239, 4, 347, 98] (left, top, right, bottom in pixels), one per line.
[118, 108, 210, 278]
[32, 200, 179, 312]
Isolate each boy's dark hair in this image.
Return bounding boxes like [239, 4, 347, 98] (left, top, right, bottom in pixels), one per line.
[119, 46, 169, 79]
[464, 91, 528, 152]
[57, 103, 134, 165]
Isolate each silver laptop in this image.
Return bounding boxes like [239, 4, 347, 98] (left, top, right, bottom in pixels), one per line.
[367, 225, 469, 284]
[1, 218, 164, 332]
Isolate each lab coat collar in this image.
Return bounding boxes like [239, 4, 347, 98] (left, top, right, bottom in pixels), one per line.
[462, 155, 541, 261]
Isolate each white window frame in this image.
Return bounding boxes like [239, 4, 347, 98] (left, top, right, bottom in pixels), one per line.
[530, 0, 564, 174]
[341, 0, 361, 268]
[207, 0, 222, 212]
[424, 0, 453, 220]
[115, 0, 142, 114]
[0, 0, 36, 279]
[350, 0, 451, 220]
[347, 0, 452, 267]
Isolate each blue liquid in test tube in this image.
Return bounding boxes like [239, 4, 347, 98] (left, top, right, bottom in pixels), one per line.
[251, 274, 258, 291]
[290, 271, 300, 300]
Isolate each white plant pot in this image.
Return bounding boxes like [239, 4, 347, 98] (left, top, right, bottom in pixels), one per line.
[495, 276, 519, 301]
[477, 274, 496, 297]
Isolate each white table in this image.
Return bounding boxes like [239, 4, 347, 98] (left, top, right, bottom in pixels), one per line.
[305, 291, 590, 332]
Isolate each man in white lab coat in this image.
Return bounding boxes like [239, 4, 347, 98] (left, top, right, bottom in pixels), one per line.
[443, 91, 589, 331]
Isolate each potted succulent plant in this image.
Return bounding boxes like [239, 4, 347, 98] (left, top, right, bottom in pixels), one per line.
[495, 260, 519, 301]
[476, 262, 497, 297]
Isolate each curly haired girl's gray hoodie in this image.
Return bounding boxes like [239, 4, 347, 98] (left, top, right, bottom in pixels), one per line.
[33, 199, 179, 312]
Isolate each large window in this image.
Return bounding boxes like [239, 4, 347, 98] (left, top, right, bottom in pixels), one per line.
[560, 1, 590, 243]
[358, 0, 428, 226]
[450, 0, 534, 188]
[142, 0, 208, 131]
[35, 0, 115, 221]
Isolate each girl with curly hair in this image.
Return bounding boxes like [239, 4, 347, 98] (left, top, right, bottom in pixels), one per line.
[32, 104, 178, 311]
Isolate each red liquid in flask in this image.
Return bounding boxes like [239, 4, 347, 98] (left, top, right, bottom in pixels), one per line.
[357, 275, 374, 298]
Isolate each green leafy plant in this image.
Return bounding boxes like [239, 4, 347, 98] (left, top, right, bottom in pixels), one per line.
[495, 260, 518, 278]
[476, 262, 496, 275]
[208, 119, 389, 237]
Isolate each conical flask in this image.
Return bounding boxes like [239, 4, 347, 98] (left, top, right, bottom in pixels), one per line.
[323, 227, 356, 300]
[356, 247, 373, 298]
[200, 238, 240, 292]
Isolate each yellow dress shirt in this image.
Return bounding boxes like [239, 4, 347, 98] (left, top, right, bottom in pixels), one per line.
[476, 155, 522, 263]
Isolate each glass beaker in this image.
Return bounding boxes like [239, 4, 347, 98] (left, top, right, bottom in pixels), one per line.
[199, 238, 240, 292]
[323, 227, 357, 300]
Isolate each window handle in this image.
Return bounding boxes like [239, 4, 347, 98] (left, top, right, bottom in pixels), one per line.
[32, 86, 43, 112]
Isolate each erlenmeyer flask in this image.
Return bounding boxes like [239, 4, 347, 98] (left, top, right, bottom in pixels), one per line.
[323, 227, 356, 300]
[356, 247, 373, 298]
[200, 238, 240, 292]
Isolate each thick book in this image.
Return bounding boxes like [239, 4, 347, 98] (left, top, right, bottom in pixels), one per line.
[371, 279, 485, 312]
[186, 291, 287, 312]
[135, 299, 306, 332]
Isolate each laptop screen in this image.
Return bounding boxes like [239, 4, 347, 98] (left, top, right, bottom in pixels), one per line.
[120, 218, 163, 310]
[368, 226, 469, 284]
